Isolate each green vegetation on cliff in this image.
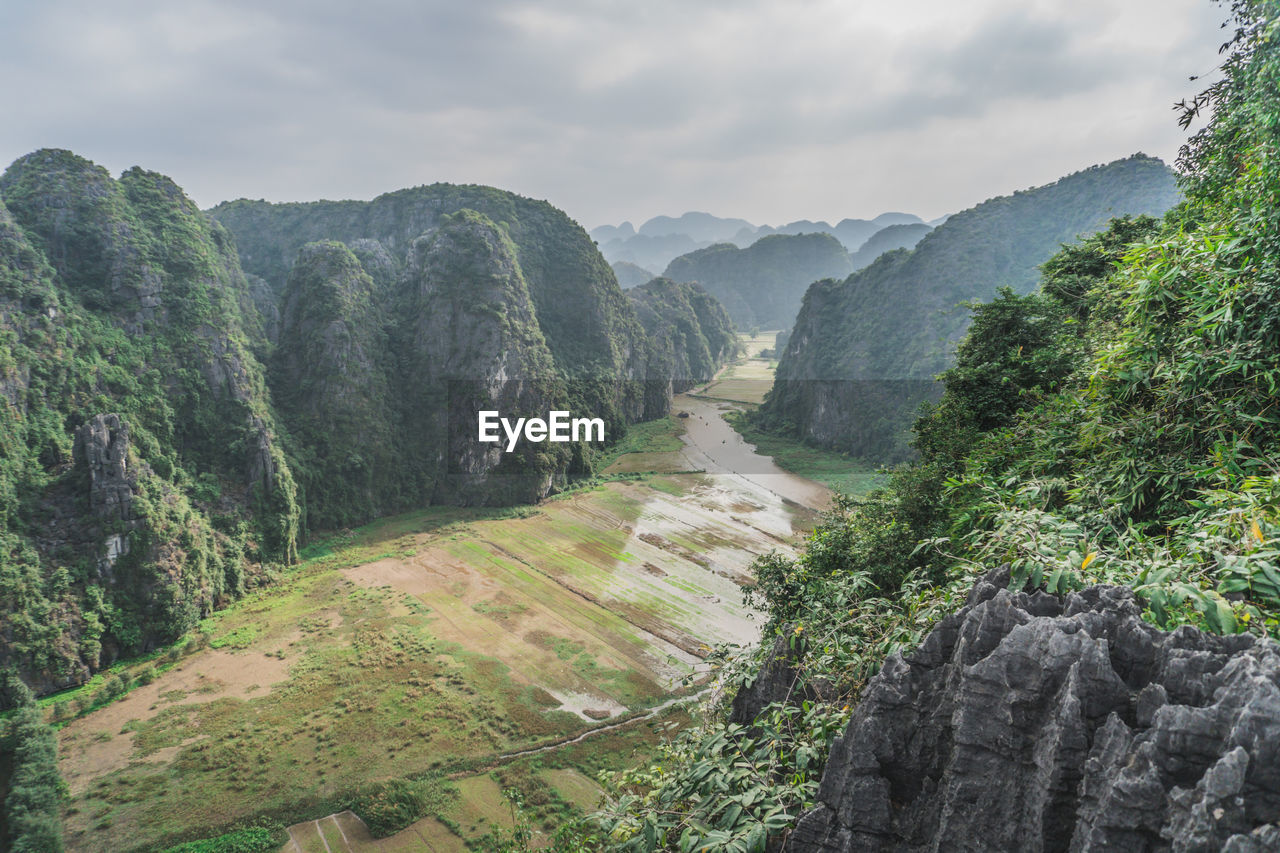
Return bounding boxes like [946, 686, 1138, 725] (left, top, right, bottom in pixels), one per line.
[210, 185, 644, 383]
[272, 240, 404, 529]
[213, 191, 739, 524]
[848, 222, 932, 270]
[0, 157, 741, 703]
[0, 151, 300, 696]
[598, 3, 1280, 847]
[756, 153, 1181, 462]
[662, 232, 853, 330]
[2, 674, 64, 852]
[210, 185, 744, 501]
[610, 260, 656, 289]
[626, 278, 739, 398]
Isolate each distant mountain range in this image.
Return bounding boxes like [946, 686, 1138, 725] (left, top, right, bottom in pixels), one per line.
[661, 232, 856, 330]
[592, 211, 927, 273]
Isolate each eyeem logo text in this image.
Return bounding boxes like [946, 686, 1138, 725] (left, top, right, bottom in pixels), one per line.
[478, 411, 605, 452]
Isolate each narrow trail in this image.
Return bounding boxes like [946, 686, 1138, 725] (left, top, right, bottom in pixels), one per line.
[494, 688, 710, 762]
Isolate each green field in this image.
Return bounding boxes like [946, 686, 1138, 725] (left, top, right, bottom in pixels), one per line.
[691, 331, 778, 405]
[54, 434, 812, 851]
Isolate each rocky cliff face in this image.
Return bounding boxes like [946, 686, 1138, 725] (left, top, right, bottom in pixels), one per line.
[0, 150, 739, 698]
[208, 184, 653, 430]
[790, 568, 1280, 852]
[404, 210, 572, 504]
[758, 155, 1180, 462]
[272, 241, 403, 527]
[211, 184, 739, 518]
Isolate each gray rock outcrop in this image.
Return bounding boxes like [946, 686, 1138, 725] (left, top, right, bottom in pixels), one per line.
[791, 568, 1280, 852]
[74, 413, 136, 523]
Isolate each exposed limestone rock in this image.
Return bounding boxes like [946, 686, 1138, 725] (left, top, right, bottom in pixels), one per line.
[405, 210, 570, 505]
[73, 413, 137, 523]
[209, 184, 661, 429]
[791, 568, 1280, 852]
[347, 237, 396, 290]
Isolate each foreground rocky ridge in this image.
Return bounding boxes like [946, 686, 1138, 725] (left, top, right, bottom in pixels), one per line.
[789, 568, 1280, 852]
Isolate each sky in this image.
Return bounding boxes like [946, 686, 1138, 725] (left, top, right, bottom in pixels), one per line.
[1, 0, 1231, 229]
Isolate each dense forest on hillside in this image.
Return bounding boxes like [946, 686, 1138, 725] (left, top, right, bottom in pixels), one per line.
[626, 278, 739, 403]
[756, 153, 1181, 461]
[595, 2, 1280, 848]
[610, 261, 655, 289]
[210, 187, 742, 520]
[0, 151, 301, 698]
[848, 222, 932, 270]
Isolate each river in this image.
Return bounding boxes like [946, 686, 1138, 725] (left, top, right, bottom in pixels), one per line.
[672, 393, 831, 512]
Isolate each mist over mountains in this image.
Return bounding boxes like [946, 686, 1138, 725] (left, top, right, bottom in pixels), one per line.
[591, 210, 927, 274]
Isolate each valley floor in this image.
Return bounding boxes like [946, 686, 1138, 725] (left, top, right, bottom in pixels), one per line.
[56, 382, 830, 851]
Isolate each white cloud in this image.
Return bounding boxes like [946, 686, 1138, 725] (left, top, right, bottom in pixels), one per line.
[0, 0, 1229, 227]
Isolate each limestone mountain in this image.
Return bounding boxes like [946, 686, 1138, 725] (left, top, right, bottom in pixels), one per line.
[595, 231, 707, 274]
[848, 222, 933, 270]
[611, 260, 656, 289]
[0, 150, 300, 693]
[756, 154, 1181, 461]
[756, 212, 925, 252]
[627, 277, 739, 412]
[399, 210, 574, 505]
[593, 211, 928, 273]
[209, 185, 657, 427]
[0, 153, 738, 698]
[662, 232, 854, 330]
[588, 221, 635, 244]
[212, 186, 746, 520]
[637, 212, 755, 243]
[271, 241, 404, 528]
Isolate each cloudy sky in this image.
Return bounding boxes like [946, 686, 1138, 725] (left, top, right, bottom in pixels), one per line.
[2, 0, 1229, 229]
